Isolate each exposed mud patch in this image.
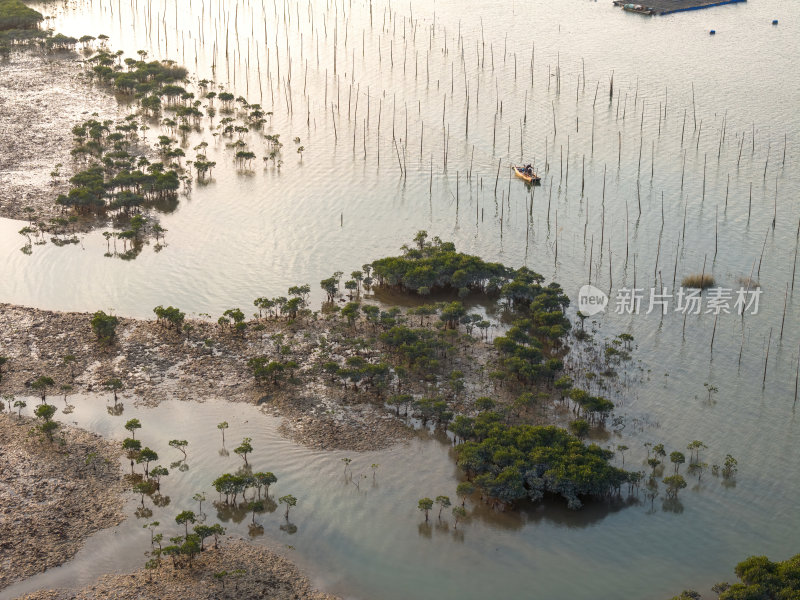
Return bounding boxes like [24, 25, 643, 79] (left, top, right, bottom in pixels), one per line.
[16, 538, 338, 600]
[0, 49, 120, 225]
[0, 303, 417, 451]
[0, 414, 126, 591]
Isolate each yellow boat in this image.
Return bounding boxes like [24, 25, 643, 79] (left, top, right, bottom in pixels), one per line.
[512, 166, 541, 184]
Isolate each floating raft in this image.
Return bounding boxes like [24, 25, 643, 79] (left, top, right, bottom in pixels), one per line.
[613, 0, 745, 15]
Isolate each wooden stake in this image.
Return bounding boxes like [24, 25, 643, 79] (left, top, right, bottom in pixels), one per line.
[792, 218, 800, 292]
[763, 328, 772, 386]
[710, 312, 718, 353]
[780, 283, 788, 339]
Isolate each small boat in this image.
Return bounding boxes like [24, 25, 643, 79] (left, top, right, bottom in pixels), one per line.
[512, 166, 541, 184]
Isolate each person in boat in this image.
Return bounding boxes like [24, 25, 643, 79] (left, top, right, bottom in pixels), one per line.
[524, 164, 533, 176]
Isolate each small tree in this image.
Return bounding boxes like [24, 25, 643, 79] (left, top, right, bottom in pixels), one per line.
[456, 481, 475, 506]
[645, 480, 659, 509]
[153, 305, 185, 333]
[144, 521, 160, 547]
[169, 439, 189, 459]
[617, 445, 629, 466]
[234, 437, 253, 465]
[137, 447, 159, 477]
[193, 492, 206, 514]
[663, 475, 687, 499]
[162, 538, 183, 569]
[133, 481, 152, 506]
[150, 465, 169, 486]
[669, 591, 701, 600]
[30, 376, 55, 404]
[643, 441, 653, 458]
[687, 462, 707, 481]
[435, 495, 451, 519]
[105, 378, 124, 404]
[449, 371, 466, 399]
[175, 510, 197, 536]
[418, 497, 434, 522]
[14, 399, 27, 418]
[181, 534, 201, 567]
[209, 523, 225, 548]
[214, 571, 229, 591]
[33, 404, 58, 421]
[193, 524, 214, 550]
[320, 276, 339, 303]
[253, 472, 277, 497]
[122, 438, 142, 474]
[576, 311, 588, 332]
[388, 394, 412, 416]
[124, 418, 142, 439]
[722, 455, 738, 479]
[217, 421, 228, 444]
[452, 506, 467, 529]
[341, 302, 360, 326]
[279, 494, 297, 519]
[686, 440, 708, 463]
[670, 451, 686, 474]
[33, 403, 58, 441]
[248, 500, 265, 524]
[60, 384, 73, 404]
[91, 311, 119, 345]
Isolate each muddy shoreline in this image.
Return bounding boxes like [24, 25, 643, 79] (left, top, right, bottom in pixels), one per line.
[0, 49, 120, 227]
[0, 299, 410, 597]
[17, 538, 338, 600]
[0, 414, 126, 591]
[0, 302, 480, 451]
[0, 299, 499, 599]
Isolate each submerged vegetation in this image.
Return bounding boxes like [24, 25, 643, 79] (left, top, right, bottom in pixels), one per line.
[115, 415, 299, 579]
[9, 38, 295, 259]
[328, 235, 628, 511]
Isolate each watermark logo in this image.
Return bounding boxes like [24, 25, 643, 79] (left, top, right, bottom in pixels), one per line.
[578, 285, 609, 316]
[577, 285, 762, 316]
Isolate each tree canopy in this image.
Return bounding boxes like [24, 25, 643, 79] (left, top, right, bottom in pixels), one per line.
[717, 553, 800, 600]
[370, 231, 510, 297]
[455, 418, 630, 509]
[0, 0, 43, 31]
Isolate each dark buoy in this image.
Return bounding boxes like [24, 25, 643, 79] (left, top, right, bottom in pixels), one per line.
[772, 19, 778, 25]
[709, 29, 716, 35]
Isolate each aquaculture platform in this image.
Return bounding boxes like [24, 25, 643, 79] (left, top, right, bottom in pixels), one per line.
[613, 0, 746, 15]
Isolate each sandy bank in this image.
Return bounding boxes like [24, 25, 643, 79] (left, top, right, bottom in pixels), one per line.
[0, 414, 126, 591]
[16, 538, 338, 600]
[0, 303, 420, 451]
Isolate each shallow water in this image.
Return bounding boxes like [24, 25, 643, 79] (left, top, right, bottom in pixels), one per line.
[1, 394, 792, 600]
[2, 0, 800, 597]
